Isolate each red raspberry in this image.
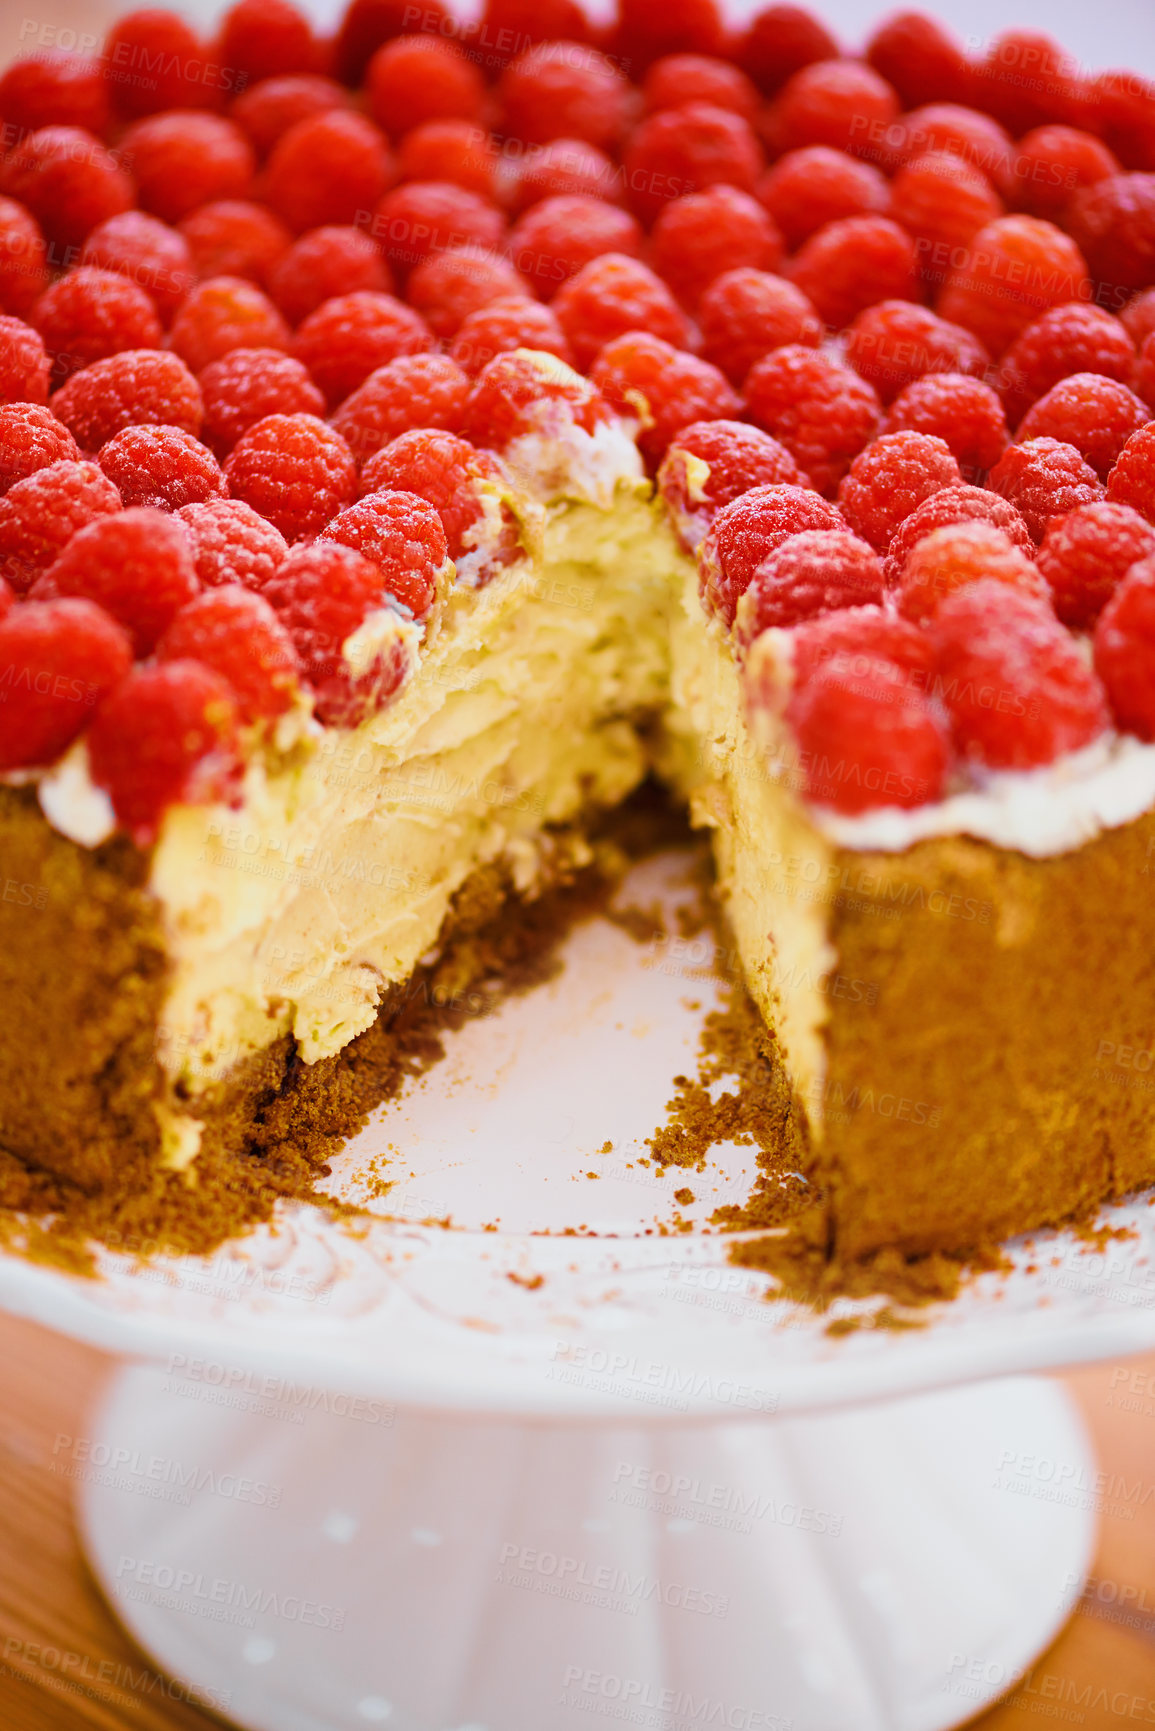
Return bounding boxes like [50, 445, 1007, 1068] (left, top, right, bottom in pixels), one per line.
[230, 75, 352, 158]
[88, 661, 243, 844]
[995, 304, 1136, 427]
[169, 277, 290, 375]
[1010, 127, 1120, 221]
[97, 424, 224, 513]
[734, 530, 884, 647]
[1094, 558, 1155, 738]
[1134, 333, 1155, 408]
[612, 0, 726, 70]
[0, 317, 49, 405]
[864, 12, 969, 109]
[330, 353, 470, 464]
[1018, 375, 1151, 483]
[883, 374, 1009, 481]
[462, 350, 610, 450]
[362, 429, 521, 584]
[552, 256, 690, 371]
[658, 419, 806, 551]
[786, 656, 948, 813]
[198, 348, 324, 455]
[1121, 290, 1155, 351]
[261, 538, 414, 726]
[0, 579, 12, 621]
[399, 122, 498, 202]
[755, 147, 889, 252]
[334, 0, 453, 85]
[104, 11, 219, 119]
[0, 460, 121, 591]
[650, 187, 782, 311]
[177, 200, 291, 288]
[1038, 502, 1155, 629]
[119, 113, 255, 225]
[51, 351, 202, 452]
[367, 38, 485, 140]
[477, 0, 596, 70]
[372, 182, 505, 279]
[590, 334, 738, 467]
[1066, 175, 1155, 301]
[292, 292, 433, 408]
[744, 345, 881, 496]
[267, 226, 393, 329]
[499, 43, 631, 150]
[738, 7, 838, 97]
[772, 60, 900, 159]
[898, 522, 1049, 624]
[843, 302, 988, 406]
[836, 431, 960, 554]
[698, 483, 846, 624]
[1, 128, 134, 252]
[697, 268, 821, 388]
[0, 403, 80, 495]
[0, 51, 110, 137]
[80, 211, 195, 326]
[264, 111, 394, 234]
[406, 249, 529, 340]
[0, 598, 132, 772]
[895, 104, 1015, 193]
[642, 56, 759, 121]
[1091, 73, 1155, 174]
[157, 585, 301, 722]
[176, 498, 289, 592]
[787, 215, 920, 332]
[0, 198, 48, 319]
[883, 483, 1036, 586]
[36, 507, 199, 654]
[507, 196, 642, 296]
[969, 30, 1083, 137]
[786, 605, 935, 697]
[889, 153, 1003, 270]
[33, 268, 162, 387]
[938, 216, 1091, 357]
[320, 489, 447, 620]
[1106, 424, 1155, 525]
[988, 438, 1105, 542]
[622, 104, 763, 227]
[449, 297, 573, 378]
[225, 413, 356, 543]
[932, 579, 1108, 770]
[215, 0, 320, 86]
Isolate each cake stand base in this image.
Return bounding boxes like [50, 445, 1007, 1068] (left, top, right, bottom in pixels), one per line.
[78, 1367, 1094, 1731]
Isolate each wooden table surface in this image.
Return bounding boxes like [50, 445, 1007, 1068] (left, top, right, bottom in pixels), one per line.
[0, 1311, 1152, 1729]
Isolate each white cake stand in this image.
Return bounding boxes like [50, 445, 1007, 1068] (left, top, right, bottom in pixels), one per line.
[2, 849, 1153, 1731]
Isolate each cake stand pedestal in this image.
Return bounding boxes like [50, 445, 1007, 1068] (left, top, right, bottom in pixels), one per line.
[78, 1363, 1093, 1731]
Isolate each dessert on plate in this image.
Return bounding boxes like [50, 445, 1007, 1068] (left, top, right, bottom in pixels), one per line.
[2, 0, 1155, 1266]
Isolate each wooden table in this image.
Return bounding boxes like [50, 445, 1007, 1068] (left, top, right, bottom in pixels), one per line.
[0, 1311, 1152, 1728]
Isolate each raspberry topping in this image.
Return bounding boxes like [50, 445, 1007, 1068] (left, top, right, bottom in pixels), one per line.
[224, 413, 357, 543]
[499, 42, 631, 150]
[88, 661, 243, 845]
[865, 13, 969, 109]
[405, 249, 529, 341]
[1106, 424, 1155, 525]
[988, 438, 1104, 542]
[507, 196, 642, 296]
[897, 522, 1049, 624]
[1121, 290, 1155, 350]
[937, 216, 1091, 357]
[650, 188, 783, 311]
[51, 350, 204, 451]
[772, 59, 900, 159]
[883, 483, 1036, 586]
[0, 316, 49, 405]
[1038, 502, 1155, 629]
[363, 429, 521, 583]
[330, 353, 470, 465]
[786, 215, 921, 332]
[320, 490, 448, 619]
[788, 605, 935, 697]
[230, 75, 352, 158]
[552, 256, 691, 372]
[264, 111, 394, 235]
[33, 267, 163, 386]
[261, 538, 415, 726]
[478, 0, 596, 70]
[658, 420, 806, 551]
[157, 586, 301, 722]
[1094, 557, 1155, 739]
[621, 103, 763, 226]
[450, 299, 573, 379]
[0, 403, 80, 496]
[0, 50, 110, 138]
[1017, 375, 1151, 482]
[738, 7, 839, 97]
[372, 182, 505, 279]
[970, 30, 1082, 136]
[0, 460, 121, 592]
[786, 657, 948, 813]
[1010, 127, 1120, 221]
[589, 334, 739, 467]
[1065, 174, 1155, 299]
[366, 37, 485, 140]
[80, 211, 195, 326]
[97, 424, 225, 513]
[104, 12, 218, 118]
[756, 146, 889, 251]
[995, 304, 1136, 427]
[169, 277, 291, 375]
[334, 0, 454, 85]
[613, 0, 727, 69]
[462, 350, 609, 449]
[198, 348, 324, 455]
[697, 268, 822, 389]
[895, 105, 1014, 193]
[176, 498, 288, 594]
[0, 127, 134, 252]
[291, 291, 434, 408]
[882, 374, 1009, 482]
[734, 530, 884, 647]
[931, 579, 1108, 770]
[399, 121, 499, 201]
[744, 346, 882, 496]
[216, 0, 320, 86]
[178, 200, 292, 288]
[267, 226, 393, 328]
[120, 113, 256, 225]
[836, 431, 961, 553]
[842, 302, 988, 406]
[642, 55, 760, 121]
[0, 597, 132, 772]
[0, 198, 48, 319]
[888, 153, 1003, 267]
[36, 507, 199, 654]
[698, 483, 847, 624]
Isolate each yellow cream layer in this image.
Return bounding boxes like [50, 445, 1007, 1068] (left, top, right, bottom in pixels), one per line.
[151, 481, 683, 1116]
